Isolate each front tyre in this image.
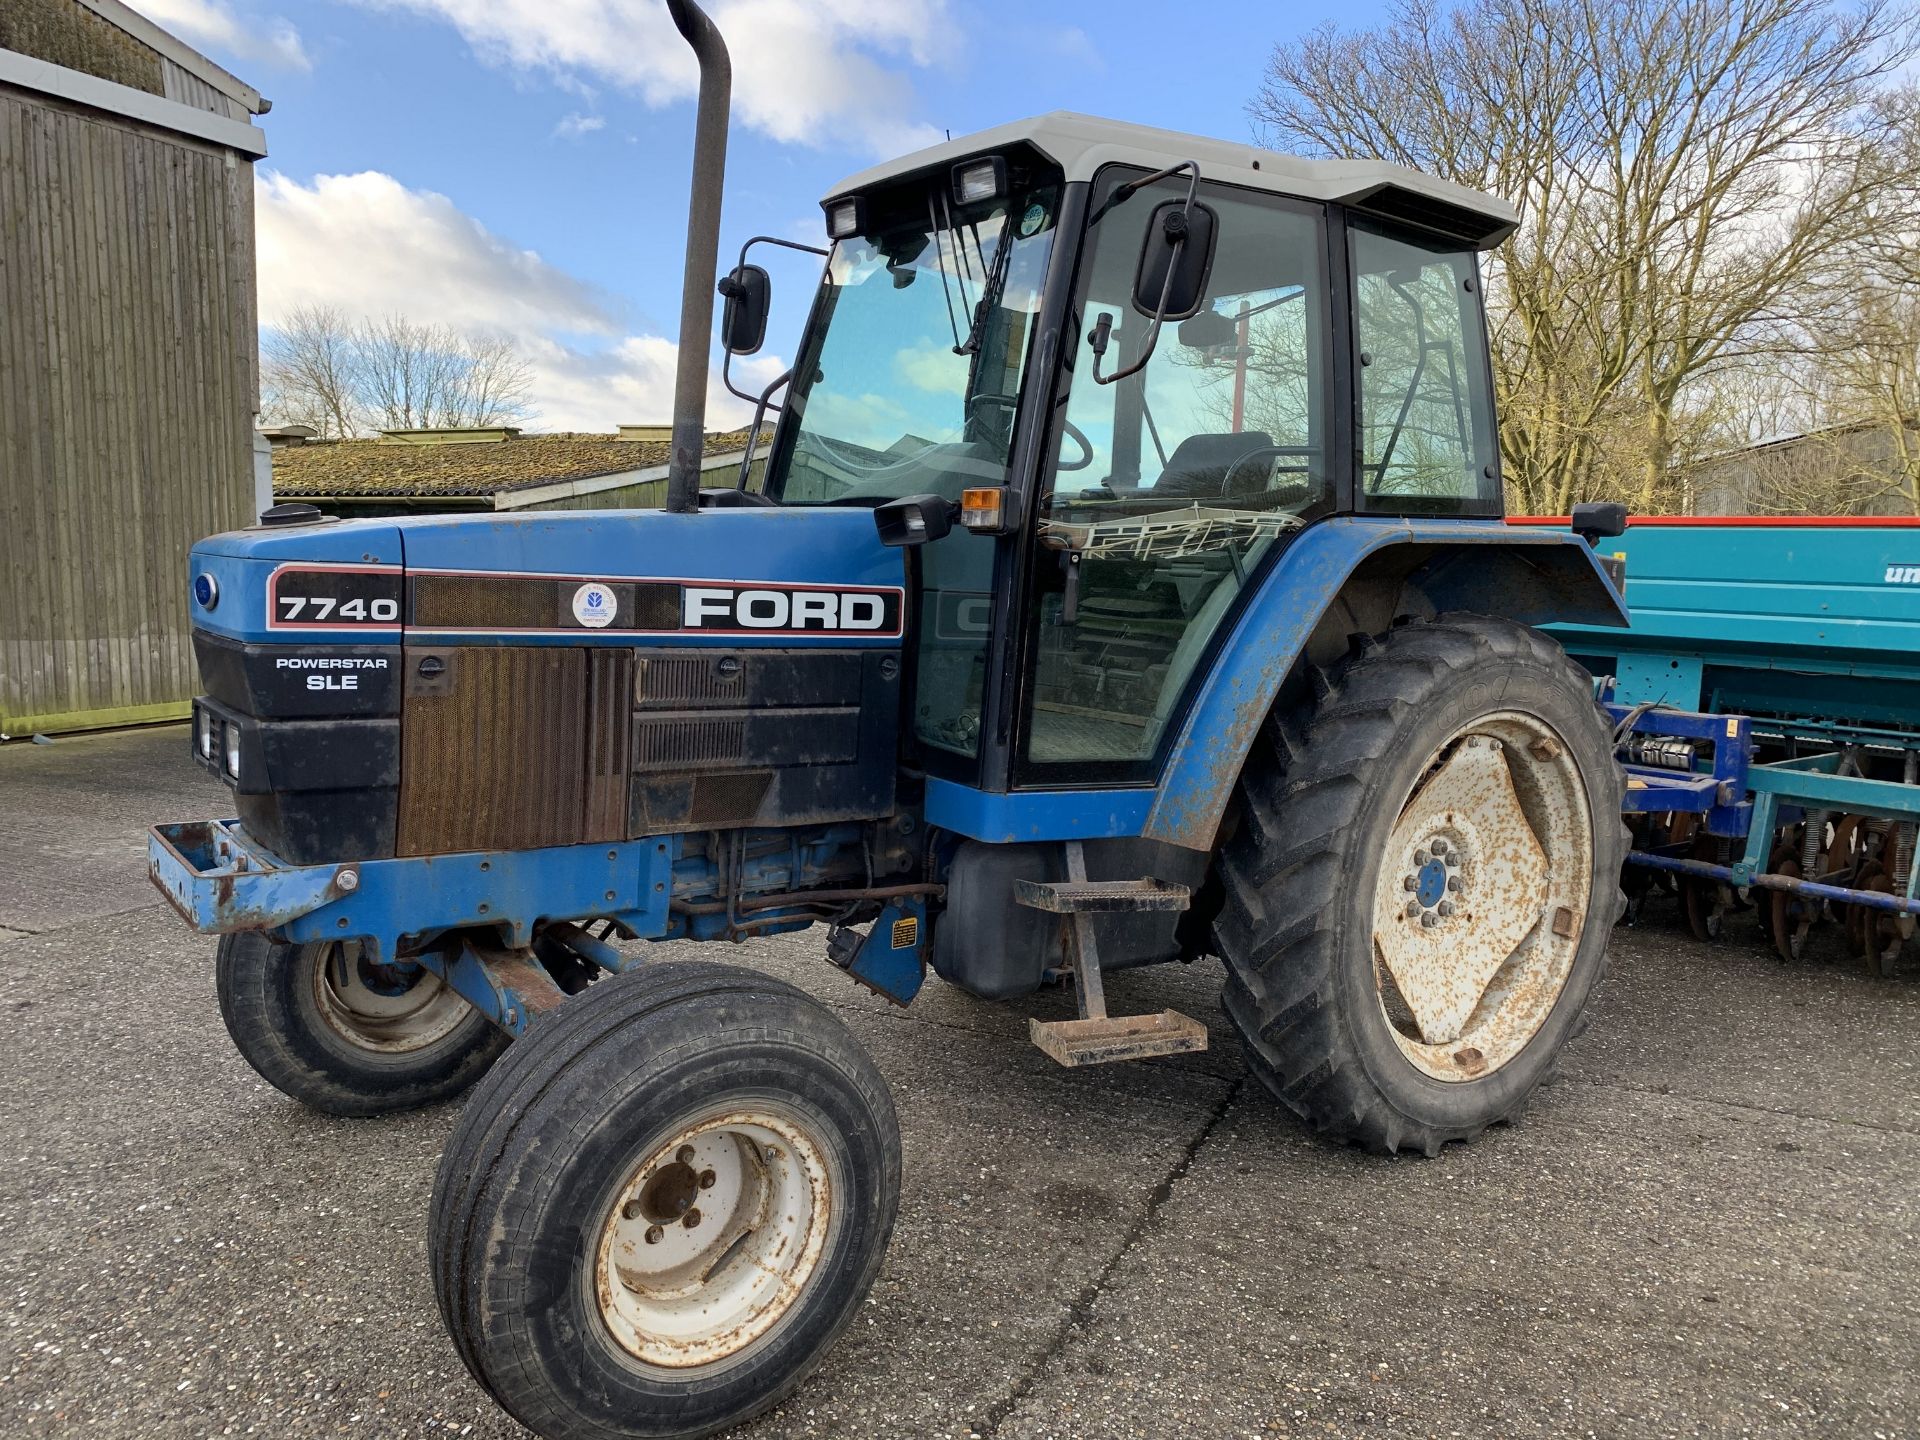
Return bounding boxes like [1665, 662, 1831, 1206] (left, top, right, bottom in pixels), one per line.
[1215, 614, 1627, 1155]
[216, 933, 506, 1116]
[430, 962, 901, 1440]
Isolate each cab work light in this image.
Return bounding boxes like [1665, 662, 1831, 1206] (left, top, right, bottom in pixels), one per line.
[952, 157, 1007, 205]
[959, 487, 1004, 532]
[824, 196, 867, 240]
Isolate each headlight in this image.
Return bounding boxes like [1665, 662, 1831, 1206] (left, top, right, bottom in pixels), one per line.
[824, 196, 866, 240]
[225, 723, 241, 779]
[197, 709, 215, 760]
[952, 157, 1007, 205]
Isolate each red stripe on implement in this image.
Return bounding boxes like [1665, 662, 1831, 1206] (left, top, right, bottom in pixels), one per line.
[1507, 515, 1920, 528]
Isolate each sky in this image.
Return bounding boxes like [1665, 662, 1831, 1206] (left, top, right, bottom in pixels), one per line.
[129, 0, 1391, 432]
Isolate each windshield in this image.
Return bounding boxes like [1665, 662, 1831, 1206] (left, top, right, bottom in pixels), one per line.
[767, 180, 1061, 504]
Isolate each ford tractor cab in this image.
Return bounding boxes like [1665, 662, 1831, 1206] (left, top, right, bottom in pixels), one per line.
[149, 6, 1628, 1436]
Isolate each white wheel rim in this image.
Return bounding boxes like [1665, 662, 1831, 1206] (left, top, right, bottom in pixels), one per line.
[1370, 712, 1594, 1081]
[311, 942, 470, 1054]
[594, 1108, 833, 1370]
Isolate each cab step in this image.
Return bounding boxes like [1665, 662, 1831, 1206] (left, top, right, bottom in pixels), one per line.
[1021, 842, 1207, 1067]
[1013, 876, 1191, 913]
[1028, 1011, 1209, 1067]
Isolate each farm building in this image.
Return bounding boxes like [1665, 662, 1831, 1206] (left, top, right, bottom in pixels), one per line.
[271, 427, 768, 517]
[0, 0, 268, 737]
[1688, 420, 1919, 517]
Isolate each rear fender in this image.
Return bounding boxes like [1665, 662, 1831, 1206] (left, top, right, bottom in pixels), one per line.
[1140, 516, 1626, 850]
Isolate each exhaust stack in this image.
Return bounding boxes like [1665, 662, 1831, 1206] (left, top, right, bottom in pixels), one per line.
[663, 0, 731, 514]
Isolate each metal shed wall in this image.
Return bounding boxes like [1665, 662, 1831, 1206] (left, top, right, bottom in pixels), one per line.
[0, 86, 258, 734]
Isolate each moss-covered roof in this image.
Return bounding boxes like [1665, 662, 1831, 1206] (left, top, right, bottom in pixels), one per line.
[272, 428, 759, 500]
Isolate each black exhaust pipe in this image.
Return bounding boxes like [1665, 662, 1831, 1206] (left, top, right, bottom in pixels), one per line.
[663, 0, 731, 514]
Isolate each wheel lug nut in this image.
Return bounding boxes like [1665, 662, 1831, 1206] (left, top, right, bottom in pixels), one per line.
[683, 1208, 702, 1229]
[676, 1145, 696, 1165]
[1430, 839, 1448, 856]
[1403, 875, 1418, 891]
[1421, 912, 1439, 929]
[1405, 900, 1421, 918]
[1447, 875, 1463, 892]
[622, 1199, 644, 1221]
[1438, 901, 1455, 917]
[698, 1169, 716, 1189]
[1414, 849, 1430, 866]
[644, 1225, 663, 1245]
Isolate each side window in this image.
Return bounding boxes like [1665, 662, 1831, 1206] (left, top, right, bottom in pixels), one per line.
[1018, 177, 1330, 777]
[1351, 224, 1500, 512]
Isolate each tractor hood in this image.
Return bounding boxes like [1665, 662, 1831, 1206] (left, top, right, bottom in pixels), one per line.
[183, 506, 909, 868]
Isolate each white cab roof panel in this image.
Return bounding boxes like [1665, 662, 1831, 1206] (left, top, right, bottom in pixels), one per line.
[825, 111, 1518, 249]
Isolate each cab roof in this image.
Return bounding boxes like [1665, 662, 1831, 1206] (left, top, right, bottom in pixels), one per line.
[824, 111, 1519, 251]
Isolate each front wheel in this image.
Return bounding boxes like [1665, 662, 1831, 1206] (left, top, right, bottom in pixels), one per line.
[430, 961, 900, 1440]
[1215, 613, 1626, 1155]
[216, 933, 506, 1116]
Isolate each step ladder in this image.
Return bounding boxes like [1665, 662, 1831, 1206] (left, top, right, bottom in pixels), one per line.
[1016, 841, 1209, 1066]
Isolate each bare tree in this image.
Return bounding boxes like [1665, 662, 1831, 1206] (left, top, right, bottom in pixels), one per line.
[259, 311, 536, 435]
[1251, 0, 1918, 514]
[354, 316, 535, 430]
[260, 304, 362, 438]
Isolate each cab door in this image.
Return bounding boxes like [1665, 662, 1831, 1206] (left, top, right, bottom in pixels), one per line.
[1013, 174, 1335, 785]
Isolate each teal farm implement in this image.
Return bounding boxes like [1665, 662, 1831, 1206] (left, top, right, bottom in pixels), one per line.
[1528, 515, 1920, 970]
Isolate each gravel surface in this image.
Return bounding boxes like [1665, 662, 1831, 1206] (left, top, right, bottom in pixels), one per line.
[1, 726, 1915, 1439]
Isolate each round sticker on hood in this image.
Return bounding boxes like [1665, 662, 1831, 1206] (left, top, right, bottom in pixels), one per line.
[572, 582, 618, 629]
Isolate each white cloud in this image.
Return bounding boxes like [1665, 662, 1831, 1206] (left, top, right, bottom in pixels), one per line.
[257, 170, 779, 431]
[131, 0, 311, 71]
[357, 0, 950, 153]
[553, 111, 608, 139]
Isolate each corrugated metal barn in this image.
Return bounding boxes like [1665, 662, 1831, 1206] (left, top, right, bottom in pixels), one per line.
[0, 0, 267, 736]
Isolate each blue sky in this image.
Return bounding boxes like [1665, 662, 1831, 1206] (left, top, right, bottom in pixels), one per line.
[132, 0, 1391, 429]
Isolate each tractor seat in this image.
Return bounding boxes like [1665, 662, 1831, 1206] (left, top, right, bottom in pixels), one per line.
[1151, 431, 1275, 499]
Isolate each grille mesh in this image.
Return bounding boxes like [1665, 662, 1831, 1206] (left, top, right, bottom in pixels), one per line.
[632, 715, 748, 770]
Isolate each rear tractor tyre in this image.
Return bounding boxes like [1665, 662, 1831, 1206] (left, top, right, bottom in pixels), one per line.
[430, 961, 901, 1440]
[216, 932, 507, 1116]
[1214, 613, 1627, 1156]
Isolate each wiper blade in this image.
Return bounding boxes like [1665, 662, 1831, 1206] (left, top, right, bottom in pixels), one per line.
[956, 215, 1015, 357]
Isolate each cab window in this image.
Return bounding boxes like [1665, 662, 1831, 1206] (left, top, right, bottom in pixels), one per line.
[1351, 222, 1501, 513]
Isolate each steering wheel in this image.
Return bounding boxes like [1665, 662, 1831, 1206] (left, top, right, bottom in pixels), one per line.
[1221, 445, 1316, 496]
[1055, 420, 1094, 472]
[966, 393, 1094, 473]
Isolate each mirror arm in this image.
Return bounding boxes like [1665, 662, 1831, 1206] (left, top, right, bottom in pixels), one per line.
[734, 367, 792, 489]
[1091, 158, 1201, 388]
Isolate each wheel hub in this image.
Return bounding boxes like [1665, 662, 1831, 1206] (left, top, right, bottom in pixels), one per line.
[595, 1109, 831, 1370]
[311, 942, 470, 1054]
[1370, 715, 1595, 1081]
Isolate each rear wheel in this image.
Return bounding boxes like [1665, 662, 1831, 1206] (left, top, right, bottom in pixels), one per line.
[1215, 613, 1627, 1155]
[216, 932, 505, 1116]
[430, 961, 900, 1440]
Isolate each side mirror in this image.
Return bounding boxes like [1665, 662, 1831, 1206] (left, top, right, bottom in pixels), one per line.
[717, 263, 771, 355]
[1176, 308, 1237, 351]
[1571, 500, 1628, 547]
[1132, 200, 1215, 320]
[874, 494, 957, 547]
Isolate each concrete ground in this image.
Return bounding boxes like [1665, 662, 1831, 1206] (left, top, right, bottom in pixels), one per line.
[1, 726, 1916, 1440]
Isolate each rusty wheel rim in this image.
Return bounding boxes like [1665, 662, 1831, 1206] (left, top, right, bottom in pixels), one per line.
[311, 942, 470, 1054]
[1370, 712, 1594, 1083]
[594, 1107, 832, 1370]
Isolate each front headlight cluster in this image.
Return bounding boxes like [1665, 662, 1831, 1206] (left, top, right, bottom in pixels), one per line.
[195, 704, 243, 781]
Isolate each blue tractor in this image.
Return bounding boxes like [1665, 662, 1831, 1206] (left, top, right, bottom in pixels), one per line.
[149, 4, 1631, 1435]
